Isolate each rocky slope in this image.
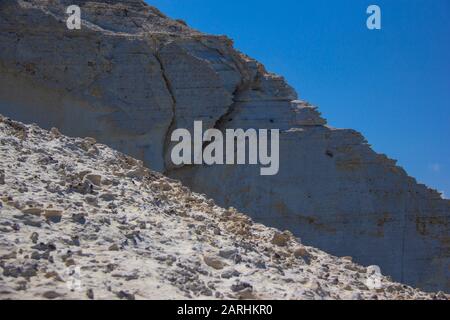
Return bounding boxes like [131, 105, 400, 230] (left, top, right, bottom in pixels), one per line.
[0, 115, 448, 300]
[0, 0, 449, 292]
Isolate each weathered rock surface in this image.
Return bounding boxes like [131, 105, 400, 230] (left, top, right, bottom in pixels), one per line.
[0, 115, 448, 300]
[0, 0, 449, 292]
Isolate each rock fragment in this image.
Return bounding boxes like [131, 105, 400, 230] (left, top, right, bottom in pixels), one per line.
[86, 289, 94, 300]
[42, 290, 64, 299]
[85, 174, 102, 186]
[271, 232, 291, 247]
[293, 246, 309, 258]
[218, 248, 238, 260]
[116, 290, 135, 300]
[44, 209, 63, 223]
[22, 207, 43, 216]
[203, 255, 227, 270]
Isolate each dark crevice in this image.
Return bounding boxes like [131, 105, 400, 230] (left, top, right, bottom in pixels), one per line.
[154, 49, 177, 175]
[161, 39, 260, 177]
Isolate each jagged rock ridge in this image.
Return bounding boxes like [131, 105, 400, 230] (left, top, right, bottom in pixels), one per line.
[0, 0, 448, 292]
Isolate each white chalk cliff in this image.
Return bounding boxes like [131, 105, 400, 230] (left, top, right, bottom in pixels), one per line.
[0, 0, 449, 292]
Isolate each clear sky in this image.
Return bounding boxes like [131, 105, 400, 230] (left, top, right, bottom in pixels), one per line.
[147, 0, 450, 198]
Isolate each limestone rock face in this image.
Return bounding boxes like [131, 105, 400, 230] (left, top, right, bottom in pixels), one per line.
[0, 0, 449, 292]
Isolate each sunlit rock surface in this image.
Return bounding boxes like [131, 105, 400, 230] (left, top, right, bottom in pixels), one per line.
[0, 0, 448, 292]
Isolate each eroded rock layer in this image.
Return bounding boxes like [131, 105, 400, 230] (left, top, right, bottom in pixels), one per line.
[0, 0, 449, 292]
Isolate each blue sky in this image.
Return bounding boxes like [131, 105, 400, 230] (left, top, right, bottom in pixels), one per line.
[148, 0, 450, 197]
